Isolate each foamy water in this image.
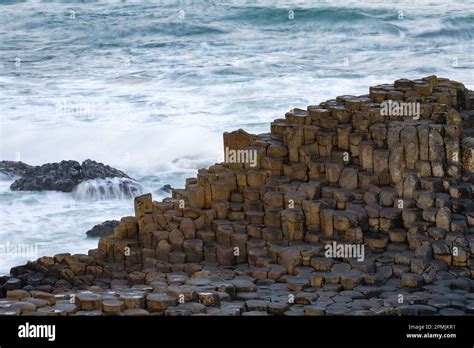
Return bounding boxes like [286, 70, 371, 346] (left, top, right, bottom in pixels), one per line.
[72, 177, 143, 200]
[0, 0, 473, 274]
[0, 175, 179, 274]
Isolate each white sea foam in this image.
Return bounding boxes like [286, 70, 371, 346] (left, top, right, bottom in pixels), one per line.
[72, 177, 143, 200]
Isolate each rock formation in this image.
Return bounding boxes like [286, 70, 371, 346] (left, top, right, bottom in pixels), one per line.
[86, 220, 120, 238]
[2, 76, 474, 316]
[9, 159, 136, 194]
[159, 184, 173, 194]
[0, 161, 33, 179]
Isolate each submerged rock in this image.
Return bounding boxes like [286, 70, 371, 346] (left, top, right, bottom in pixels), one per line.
[86, 220, 119, 238]
[10, 159, 134, 193]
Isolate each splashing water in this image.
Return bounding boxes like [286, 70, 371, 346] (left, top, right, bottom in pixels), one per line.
[72, 178, 143, 201]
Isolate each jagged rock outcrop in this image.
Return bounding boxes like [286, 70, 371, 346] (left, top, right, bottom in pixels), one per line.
[0, 161, 33, 179]
[159, 184, 173, 194]
[86, 220, 120, 238]
[3, 76, 474, 317]
[10, 159, 133, 192]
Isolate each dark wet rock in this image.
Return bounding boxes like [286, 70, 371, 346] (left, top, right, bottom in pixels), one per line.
[0, 161, 33, 179]
[10, 159, 132, 192]
[10, 160, 80, 192]
[165, 307, 191, 316]
[4, 278, 23, 291]
[178, 302, 206, 314]
[267, 301, 289, 315]
[245, 299, 269, 312]
[411, 304, 438, 315]
[465, 303, 474, 314]
[86, 220, 119, 238]
[81, 160, 130, 181]
[159, 184, 173, 193]
[439, 307, 465, 316]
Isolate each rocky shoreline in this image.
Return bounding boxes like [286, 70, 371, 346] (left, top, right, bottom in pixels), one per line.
[1, 76, 474, 316]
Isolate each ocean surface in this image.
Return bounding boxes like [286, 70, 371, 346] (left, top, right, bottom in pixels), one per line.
[0, 0, 473, 274]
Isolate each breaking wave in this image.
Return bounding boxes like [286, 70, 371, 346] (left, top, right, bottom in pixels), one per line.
[72, 177, 143, 200]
